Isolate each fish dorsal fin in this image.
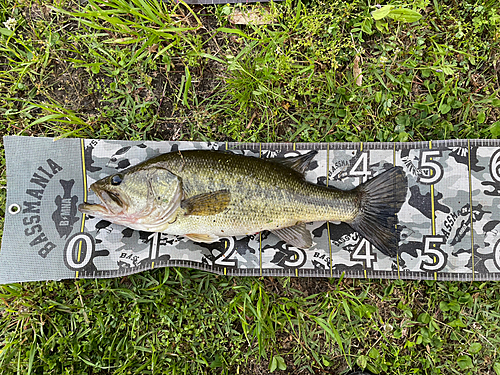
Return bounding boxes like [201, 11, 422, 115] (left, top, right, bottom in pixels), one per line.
[181, 190, 231, 216]
[185, 233, 220, 243]
[271, 223, 313, 248]
[269, 150, 318, 175]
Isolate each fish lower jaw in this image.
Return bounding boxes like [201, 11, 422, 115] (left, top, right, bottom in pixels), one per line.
[124, 218, 173, 233]
[78, 203, 112, 217]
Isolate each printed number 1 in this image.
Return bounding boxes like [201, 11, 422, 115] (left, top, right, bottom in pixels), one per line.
[147, 233, 160, 260]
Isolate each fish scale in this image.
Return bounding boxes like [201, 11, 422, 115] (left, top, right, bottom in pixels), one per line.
[154, 151, 360, 235]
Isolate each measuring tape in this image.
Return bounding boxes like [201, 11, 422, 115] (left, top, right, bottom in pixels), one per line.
[2, 137, 500, 284]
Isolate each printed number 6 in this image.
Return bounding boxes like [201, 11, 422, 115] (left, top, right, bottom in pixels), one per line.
[63, 233, 95, 271]
[494, 240, 500, 271]
[419, 150, 443, 185]
[489, 150, 500, 183]
[421, 236, 446, 272]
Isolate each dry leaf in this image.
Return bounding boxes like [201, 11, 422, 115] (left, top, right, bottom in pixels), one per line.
[148, 43, 159, 54]
[230, 8, 274, 25]
[353, 55, 363, 87]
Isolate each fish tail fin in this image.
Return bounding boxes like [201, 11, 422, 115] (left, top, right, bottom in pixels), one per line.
[350, 167, 408, 257]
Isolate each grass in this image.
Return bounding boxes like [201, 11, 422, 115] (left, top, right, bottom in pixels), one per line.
[1, 0, 500, 373]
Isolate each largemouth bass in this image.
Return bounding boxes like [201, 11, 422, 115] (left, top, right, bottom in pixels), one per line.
[78, 150, 408, 256]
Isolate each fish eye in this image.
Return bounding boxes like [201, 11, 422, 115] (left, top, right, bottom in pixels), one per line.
[111, 174, 123, 186]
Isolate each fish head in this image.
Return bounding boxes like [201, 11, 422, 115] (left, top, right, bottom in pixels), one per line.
[79, 167, 183, 231]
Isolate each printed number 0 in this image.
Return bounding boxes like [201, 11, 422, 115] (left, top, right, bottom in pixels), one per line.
[421, 236, 446, 271]
[282, 247, 306, 268]
[419, 150, 443, 185]
[489, 150, 500, 183]
[63, 233, 95, 271]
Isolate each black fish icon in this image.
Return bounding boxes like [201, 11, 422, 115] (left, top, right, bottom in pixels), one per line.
[52, 179, 80, 238]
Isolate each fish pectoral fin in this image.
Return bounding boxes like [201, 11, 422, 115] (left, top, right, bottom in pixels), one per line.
[185, 233, 220, 243]
[270, 150, 318, 175]
[271, 224, 313, 249]
[180, 190, 231, 216]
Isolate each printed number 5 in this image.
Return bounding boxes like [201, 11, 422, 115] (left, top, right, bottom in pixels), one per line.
[421, 236, 446, 272]
[419, 150, 443, 185]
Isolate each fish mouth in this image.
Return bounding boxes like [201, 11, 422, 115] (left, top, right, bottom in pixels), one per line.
[78, 186, 123, 217]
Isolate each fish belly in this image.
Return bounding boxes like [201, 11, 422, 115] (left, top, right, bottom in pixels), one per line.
[163, 187, 358, 237]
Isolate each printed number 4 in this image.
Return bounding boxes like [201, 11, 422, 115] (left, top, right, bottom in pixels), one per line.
[350, 153, 372, 183]
[351, 238, 377, 268]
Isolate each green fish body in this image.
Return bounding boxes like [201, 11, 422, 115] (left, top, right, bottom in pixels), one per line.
[79, 150, 408, 256]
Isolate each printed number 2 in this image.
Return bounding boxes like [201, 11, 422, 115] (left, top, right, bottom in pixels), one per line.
[419, 150, 443, 185]
[214, 238, 237, 268]
[350, 153, 372, 183]
[421, 236, 446, 272]
[351, 238, 377, 268]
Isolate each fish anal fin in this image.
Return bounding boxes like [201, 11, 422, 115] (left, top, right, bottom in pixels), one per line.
[270, 150, 318, 175]
[271, 223, 313, 248]
[185, 233, 220, 243]
[181, 190, 231, 216]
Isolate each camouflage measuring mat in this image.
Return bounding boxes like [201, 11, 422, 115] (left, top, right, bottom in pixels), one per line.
[3, 136, 500, 284]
